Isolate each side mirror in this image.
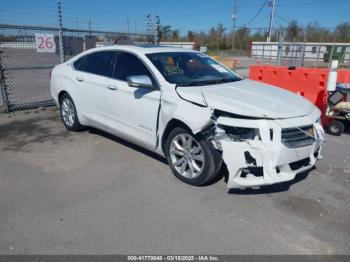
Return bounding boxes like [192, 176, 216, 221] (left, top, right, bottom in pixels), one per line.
[127, 75, 153, 88]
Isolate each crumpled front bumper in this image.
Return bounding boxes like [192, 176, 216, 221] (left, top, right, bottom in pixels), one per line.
[215, 114, 325, 189]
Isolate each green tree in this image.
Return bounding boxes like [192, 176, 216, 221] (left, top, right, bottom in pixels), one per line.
[286, 20, 302, 42]
[216, 23, 226, 50]
[159, 25, 172, 41]
[187, 30, 195, 42]
[171, 30, 180, 41]
[335, 22, 350, 42]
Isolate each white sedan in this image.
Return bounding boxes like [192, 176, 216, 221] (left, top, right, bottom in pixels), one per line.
[50, 45, 324, 189]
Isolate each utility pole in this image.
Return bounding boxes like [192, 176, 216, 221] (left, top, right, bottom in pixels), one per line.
[146, 15, 160, 44]
[126, 16, 130, 34]
[155, 16, 160, 44]
[76, 19, 79, 37]
[231, 1, 237, 51]
[146, 15, 152, 43]
[88, 17, 92, 36]
[57, 0, 64, 63]
[267, 0, 276, 42]
[147, 15, 152, 43]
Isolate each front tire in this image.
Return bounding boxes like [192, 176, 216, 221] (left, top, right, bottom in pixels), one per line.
[59, 93, 84, 132]
[165, 127, 222, 186]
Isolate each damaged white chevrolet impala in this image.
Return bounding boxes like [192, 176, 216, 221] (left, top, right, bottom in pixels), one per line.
[50, 45, 324, 189]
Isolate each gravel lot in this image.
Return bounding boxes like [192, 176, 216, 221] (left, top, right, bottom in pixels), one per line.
[0, 108, 349, 255]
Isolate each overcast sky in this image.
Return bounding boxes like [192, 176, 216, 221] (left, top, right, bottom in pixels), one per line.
[1, 0, 350, 33]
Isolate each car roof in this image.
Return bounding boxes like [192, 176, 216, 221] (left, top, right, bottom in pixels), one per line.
[87, 45, 198, 55]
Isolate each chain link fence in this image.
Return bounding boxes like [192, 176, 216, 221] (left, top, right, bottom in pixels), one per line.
[251, 41, 350, 69]
[250, 28, 350, 68]
[0, 23, 152, 112]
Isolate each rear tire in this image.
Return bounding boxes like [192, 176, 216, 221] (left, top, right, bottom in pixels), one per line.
[59, 93, 84, 132]
[165, 127, 222, 186]
[326, 120, 345, 136]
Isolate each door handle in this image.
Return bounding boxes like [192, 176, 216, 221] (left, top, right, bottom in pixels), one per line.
[76, 76, 84, 82]
[107, 85, 118, 90]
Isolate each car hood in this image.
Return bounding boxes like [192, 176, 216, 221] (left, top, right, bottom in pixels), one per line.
[176, 79, 315, 119]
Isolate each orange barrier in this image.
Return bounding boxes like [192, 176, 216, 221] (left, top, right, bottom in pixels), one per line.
[338, 70, 350, 83]
[249, 65, 350, 126]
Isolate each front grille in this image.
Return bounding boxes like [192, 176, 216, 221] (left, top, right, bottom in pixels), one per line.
[282, 125, 316, 148]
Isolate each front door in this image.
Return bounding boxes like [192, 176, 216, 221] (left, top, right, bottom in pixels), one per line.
[104, 52, 161, 149]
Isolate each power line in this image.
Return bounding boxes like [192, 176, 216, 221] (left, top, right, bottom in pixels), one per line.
[241, 0, 268, 27]
[251, 15, 270, 26]
[275, 14, 350, 32]
[163, 0, 350, 22]
[1, 0, 350, 35]
[275, 0, 350, 6]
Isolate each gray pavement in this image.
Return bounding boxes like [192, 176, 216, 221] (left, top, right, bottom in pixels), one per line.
[0, 108, 350, 255]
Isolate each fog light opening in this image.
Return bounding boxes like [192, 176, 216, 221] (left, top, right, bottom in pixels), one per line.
[244, 151, 257, 166]
[240, 167, 264, 178]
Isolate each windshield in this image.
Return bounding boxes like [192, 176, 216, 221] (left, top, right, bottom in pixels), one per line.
[146, 52, 242, 86]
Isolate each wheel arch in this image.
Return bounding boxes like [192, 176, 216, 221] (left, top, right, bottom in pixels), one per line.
[161, 119, 192, 154]
[58, 90, 69, 104]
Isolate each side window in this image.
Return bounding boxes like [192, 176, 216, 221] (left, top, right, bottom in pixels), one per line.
[74, 51, 117, 78]
[114, 52, 153, 82]
[73, 56, 87, 71]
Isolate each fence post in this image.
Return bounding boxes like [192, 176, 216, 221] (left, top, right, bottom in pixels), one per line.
[316, 43, 322, 67]
[0, 51, 10, 112]
[277, 29, 283, 66]
[339, 45, 347, 68]
[57, 0, 65, 63]
[328, 45, 334, 69]
[262, 44, 265, 61]
[300, 29, 307, 67]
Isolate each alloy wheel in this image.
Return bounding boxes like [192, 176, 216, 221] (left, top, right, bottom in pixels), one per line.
[61, 98, 76, 127]
[169, 134, 205, 179]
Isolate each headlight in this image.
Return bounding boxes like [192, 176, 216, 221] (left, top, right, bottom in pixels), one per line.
[218, 125, 259, 140]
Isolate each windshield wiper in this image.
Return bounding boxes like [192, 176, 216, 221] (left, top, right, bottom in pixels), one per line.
[177, 77, 239, 87]
[177, 80, 205, 86]
[213, 77, 237, 84]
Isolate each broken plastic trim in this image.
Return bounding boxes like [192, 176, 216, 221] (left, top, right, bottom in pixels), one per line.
[215, 116, 324, 189]
[174, 85, 207, 107]
[217, 125, 259, 141]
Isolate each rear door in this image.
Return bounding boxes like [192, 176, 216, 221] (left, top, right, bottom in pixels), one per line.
[73, 51, 117, 125]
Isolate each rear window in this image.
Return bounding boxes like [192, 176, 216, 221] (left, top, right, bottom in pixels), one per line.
[73, 51, 117, 78]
